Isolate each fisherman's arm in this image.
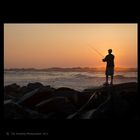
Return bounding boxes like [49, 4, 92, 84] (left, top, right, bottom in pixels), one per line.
[102, 56, 107, 62]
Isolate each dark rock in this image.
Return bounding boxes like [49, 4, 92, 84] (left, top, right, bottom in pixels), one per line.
[4, 82, 138, 119]
[19, 86, 29, 95]
[20, 84, 54, 94]
[4, 102, 29, 119]
[112, 82, 137, 93]
[25, 82, 44, 93]
[14, 82, 44, 97]
[4, 101, 47, 119]
[4, 94, 15, 100]
[18, 86, 55, 109]
[27, 82, 43, 89]
[82, 88, 96, 93]
[75, 92, 93, 108]
[4, 83, 20, 92]
[36, 96, 76, 117]
[4, 83, 21, 98]
[55, 87, 81, 107]
[67, 83, 138, 120]
[4, 99, 13, 105]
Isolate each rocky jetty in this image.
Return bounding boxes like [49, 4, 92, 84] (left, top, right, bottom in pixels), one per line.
[4, 82, 139, 119]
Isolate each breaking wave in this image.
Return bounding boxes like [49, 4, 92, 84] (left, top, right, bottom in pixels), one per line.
[73, 74, 136, 79]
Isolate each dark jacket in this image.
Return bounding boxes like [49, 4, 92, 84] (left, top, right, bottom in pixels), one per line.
[103, 54, 114, 67]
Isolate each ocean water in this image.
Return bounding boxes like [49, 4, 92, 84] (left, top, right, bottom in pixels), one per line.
[4, 70, 137, 91]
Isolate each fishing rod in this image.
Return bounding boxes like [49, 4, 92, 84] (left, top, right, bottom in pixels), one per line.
[88, 44, 104, 58]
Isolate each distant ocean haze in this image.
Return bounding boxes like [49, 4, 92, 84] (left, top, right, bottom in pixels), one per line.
[4, 69, 137, 91]
[4, 67, 137, 72]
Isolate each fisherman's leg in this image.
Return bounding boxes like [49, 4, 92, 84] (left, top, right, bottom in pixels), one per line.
[106, 75, 109, 84]
[110, 67, 114, 85]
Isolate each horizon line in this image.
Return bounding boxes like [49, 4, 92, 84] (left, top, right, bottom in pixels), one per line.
[4, 67, 137, 69]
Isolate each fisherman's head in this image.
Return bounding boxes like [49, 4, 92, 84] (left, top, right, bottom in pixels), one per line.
[108, 49, 112, 54]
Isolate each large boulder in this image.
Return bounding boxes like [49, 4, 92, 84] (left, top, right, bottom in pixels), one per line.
[54, 87, 81, 107]
[4, 101, 47, 119]
[18, 82, 44, 95]
[17, 86, 55, 109]
[4, 94, 15, 100]
[4, 83, 21, 98]
[35, 96, 76, 118]
[67, 83, 138, 120]
[27, 82, 44, 90]
[111, 82, 137, 93]
[4, 102, 29, 119]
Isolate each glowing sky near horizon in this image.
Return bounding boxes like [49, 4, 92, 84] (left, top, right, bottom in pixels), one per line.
[4, 24, 137, 68]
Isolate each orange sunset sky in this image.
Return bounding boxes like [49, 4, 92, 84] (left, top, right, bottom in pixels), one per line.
[4, 24, 137, 69]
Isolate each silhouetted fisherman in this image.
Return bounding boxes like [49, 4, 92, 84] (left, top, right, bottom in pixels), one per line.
[102, 49, 115, 85]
